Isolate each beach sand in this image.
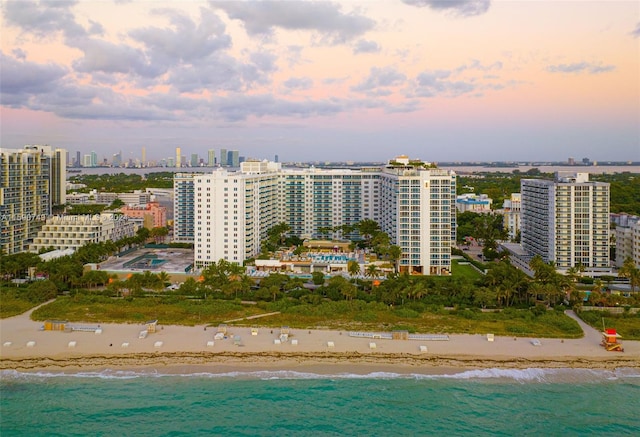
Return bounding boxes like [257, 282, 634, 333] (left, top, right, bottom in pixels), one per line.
[1, 306, 638, 373]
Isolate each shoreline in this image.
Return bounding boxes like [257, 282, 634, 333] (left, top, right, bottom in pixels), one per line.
[2, 350, 640, 373]
[2, 307, 639, 374]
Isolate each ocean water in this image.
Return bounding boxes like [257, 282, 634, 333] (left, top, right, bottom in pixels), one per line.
[1, 368, 639, 436]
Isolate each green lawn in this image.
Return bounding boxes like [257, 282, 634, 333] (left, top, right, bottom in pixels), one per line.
[577, 309, 640, 340]
[31, 295, 267, 326]
[0, 288, 42, 318]
[29, 296, 584, 338]
[450, 259, 483, 281]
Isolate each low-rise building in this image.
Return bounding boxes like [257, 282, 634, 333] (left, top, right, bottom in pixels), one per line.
[29, 213, 136, 252]
[120, 202, 167, 229]
[456, 193, 493, 213]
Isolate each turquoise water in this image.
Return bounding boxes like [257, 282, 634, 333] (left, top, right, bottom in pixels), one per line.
[1, 368, 639, 436]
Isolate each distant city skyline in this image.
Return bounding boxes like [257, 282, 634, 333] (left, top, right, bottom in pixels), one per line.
[1, 1, 639, 162]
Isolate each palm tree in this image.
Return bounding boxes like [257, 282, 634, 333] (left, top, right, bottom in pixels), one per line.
[357, 219, 381, 248]
[365, 264, 379, 278]
[618, 257, 640, 293]
[347, 260, 361, 277]
[388, 245, 402, 274]
[157, 271, 171, 287]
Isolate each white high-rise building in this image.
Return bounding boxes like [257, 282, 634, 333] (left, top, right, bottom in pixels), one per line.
[502, 193, 521, 241]
[614, 214, 640, 268]
[521, 172, 609, 270]
[191, 157, 457, 275]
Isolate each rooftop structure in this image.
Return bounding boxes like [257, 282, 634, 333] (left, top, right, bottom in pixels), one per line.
[455, 193, 493, 213]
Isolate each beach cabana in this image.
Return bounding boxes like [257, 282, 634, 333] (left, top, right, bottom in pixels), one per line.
[392, 330, 409, 340]
[145, 320, 158, 333]
[44, 320, 68, 331]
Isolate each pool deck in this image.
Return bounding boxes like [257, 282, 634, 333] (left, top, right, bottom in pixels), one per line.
[99, 248, 194, 274]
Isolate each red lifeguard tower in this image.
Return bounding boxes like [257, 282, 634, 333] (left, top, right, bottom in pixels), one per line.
[601, 328, 624, 352]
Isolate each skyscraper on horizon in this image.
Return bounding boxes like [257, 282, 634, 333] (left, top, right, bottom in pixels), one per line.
[176, 147, 181, 168]
[220, 149, 228, 166]
[190, 153, 199, 167]
[208, 149, 216, 166]
[141, 147, 146, 167]
[229, 150, 239, 167]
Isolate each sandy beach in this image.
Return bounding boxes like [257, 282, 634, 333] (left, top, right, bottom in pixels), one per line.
[1, 305, 639, 373]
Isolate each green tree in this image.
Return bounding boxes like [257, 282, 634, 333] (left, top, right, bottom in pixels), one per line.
[365, 264, 380, 278]
[347, 260, 361, 277]
[25, 279, 58, 303]
[356, 219, 381, 247]
[387, 245, 402, 274]
[311, 271, 325, 285]
[618, 257, 640, 293]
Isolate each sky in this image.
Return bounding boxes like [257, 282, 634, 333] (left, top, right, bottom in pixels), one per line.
[1, 0, 639, 163]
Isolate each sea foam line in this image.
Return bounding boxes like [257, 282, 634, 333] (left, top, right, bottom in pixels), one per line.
[2, 367, 639, 382]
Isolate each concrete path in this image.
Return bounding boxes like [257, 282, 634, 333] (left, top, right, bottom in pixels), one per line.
[224, 311, 281, 323]
[565, 310, 603, 347]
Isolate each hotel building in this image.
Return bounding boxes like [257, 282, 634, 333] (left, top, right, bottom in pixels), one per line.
[521, 172, 609, 270]
[190, 156, 456, 275]
[1, 146, 66, 254]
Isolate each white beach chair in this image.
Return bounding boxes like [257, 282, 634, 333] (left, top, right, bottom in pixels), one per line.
[419, 345, 428, 353]
[154, 341, 163, 348]
[291, 339, 298, 346]
[369, 342, 377, 349]
[68, 341, 77, 348]
[121, 342, 129, 348]
[274, 339, 281, 345]
[26, 341, 36, 348]
[3, 342, 12, 347]
[327, 341, 335, 348]
[486, 334, 495, 342]
[207, 341, 215, 347]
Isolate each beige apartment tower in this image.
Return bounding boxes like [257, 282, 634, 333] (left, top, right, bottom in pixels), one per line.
[521, 172, 609, 270]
